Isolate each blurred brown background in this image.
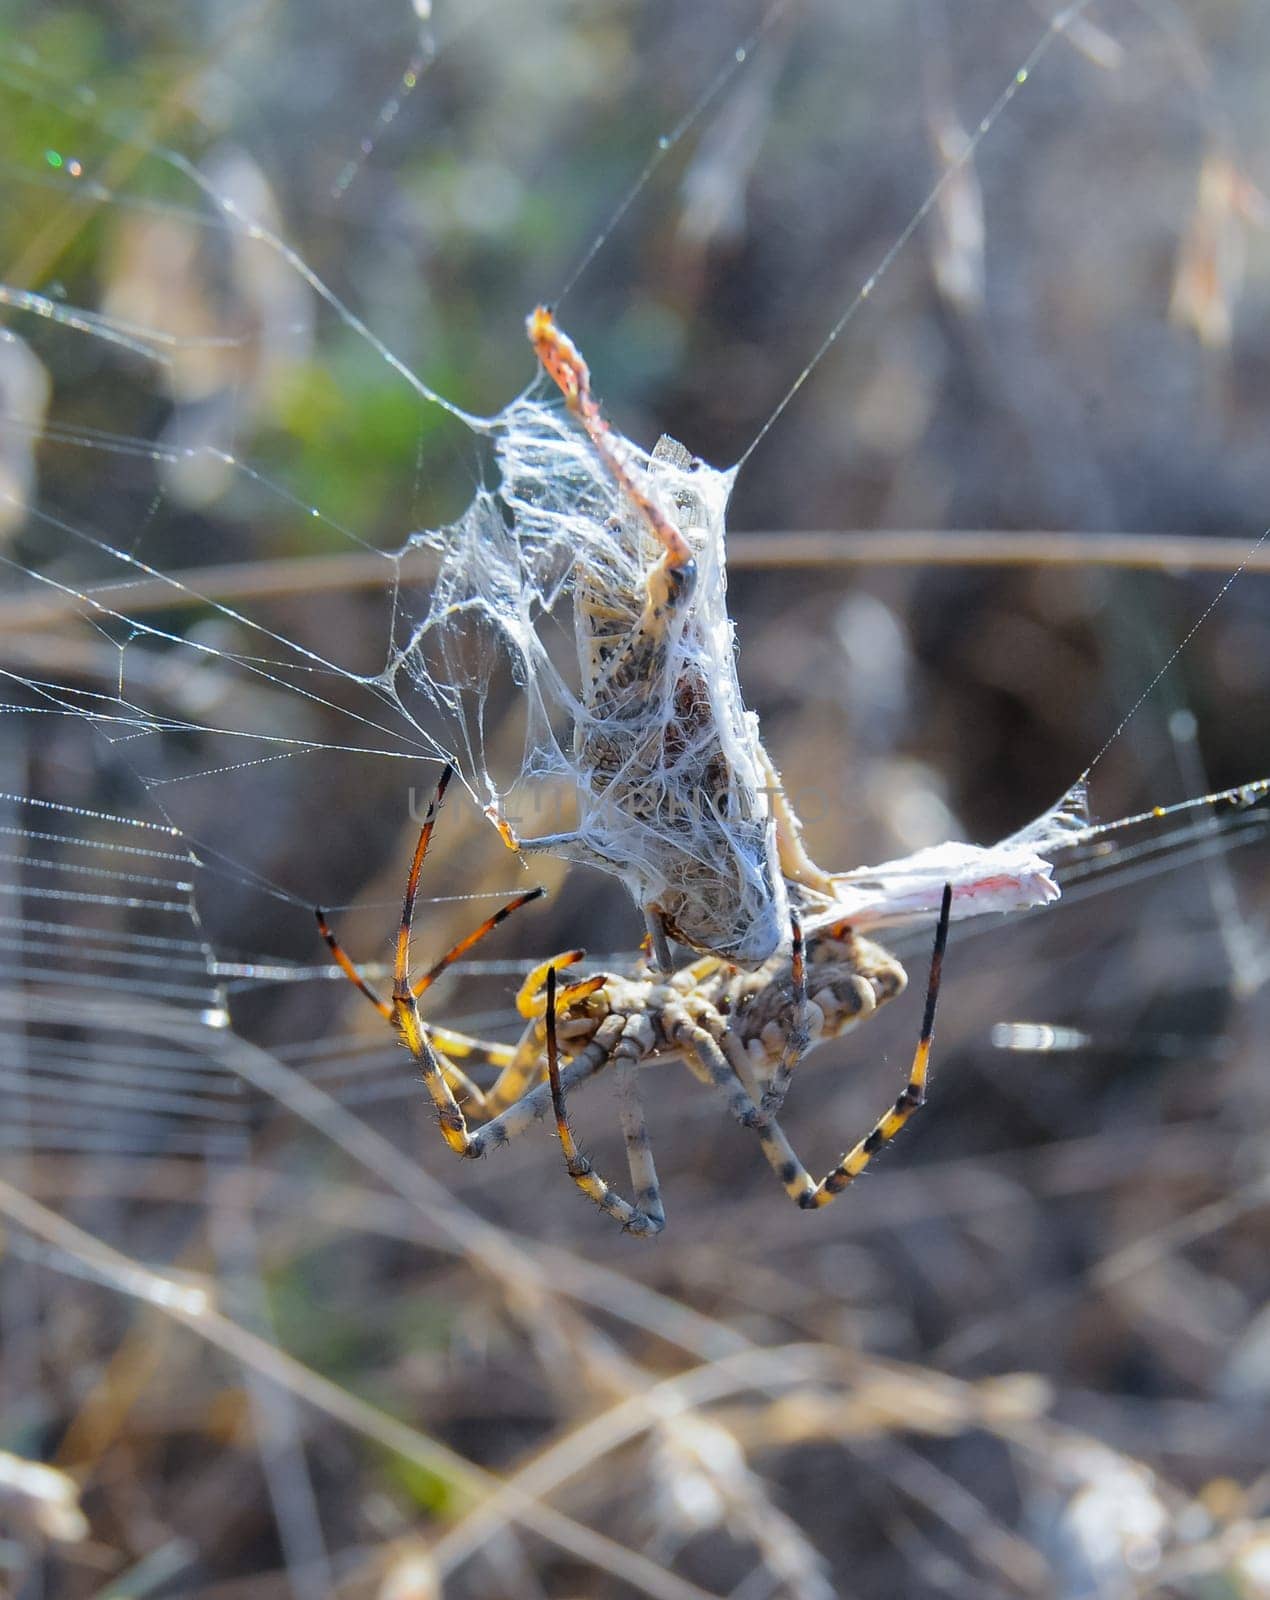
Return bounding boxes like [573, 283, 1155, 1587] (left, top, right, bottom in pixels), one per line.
[2, 1, 1270, 1595]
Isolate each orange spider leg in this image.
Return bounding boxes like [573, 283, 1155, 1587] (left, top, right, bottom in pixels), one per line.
[392, 765, 453, 999]
[515, 949, 586, 1017]
[316, 906, 514, 1071]
[387, 777, 484, 1155]
[316, 906, 494, 1109]
[317, 764, 545, 1136]
[429, 1026, 515, 1071]
[485, 968, 608, 1114]
[316, 907, 391, 1019]
[410, 886, 545, 999]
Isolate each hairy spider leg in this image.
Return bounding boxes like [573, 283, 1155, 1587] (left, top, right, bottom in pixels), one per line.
[545, 883, 950, 1232]
[315, 764, 546, 1118]
[408, 886, 546, 999]
[315, 898, 514, 1060]
[791, 880, 953, 1201]
[450, 1016, 632, 1160]
[482, 965, 609, 1116]
[514, 951, 588, 1016]
[390, 780, 498, 1155]
[545, 966, 666, 1236]
[760, 912, 807, 1114]
[681, 883, 953, 1211]
[317, 893, 502, 1109]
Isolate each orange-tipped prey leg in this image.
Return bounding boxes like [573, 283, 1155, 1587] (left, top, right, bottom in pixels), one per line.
[526, 305, 695, 575]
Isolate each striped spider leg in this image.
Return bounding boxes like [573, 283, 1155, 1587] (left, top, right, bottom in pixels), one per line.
[537, 885, 952, 1233]
[315, 765, 550, 1146]
[315, 768, 637, 1174]
[318, 765, 952, 1233]
[542, 963, 666, 1235]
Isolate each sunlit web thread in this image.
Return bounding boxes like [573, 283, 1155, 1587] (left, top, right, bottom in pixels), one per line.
[330, 0, 443, 204]
[0, 53, 481, 430]
[737, 0, 1097, 469]
[0, 284, 180, 365]
[0, 514, 450, 770]
[1, 499, 460, 934]
[555, 0, 793, 306]
[0, 645, 423, 769]
[0, 410, 393, 563]
[1053, 781, 1270, 895]
[1163, 704, 1265, 1000]
[0, 669, 423, 932]
[0, 794, 229, 1039]
[1080, 523, 1270, 782]
[1, 692, 447, 923]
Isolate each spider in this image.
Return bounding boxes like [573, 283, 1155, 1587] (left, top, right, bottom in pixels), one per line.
[317, 767, 952, 1236]
[484, 308, 836, 974]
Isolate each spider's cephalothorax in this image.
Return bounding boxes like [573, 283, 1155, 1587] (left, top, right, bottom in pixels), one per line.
[318, 769, 951, 1238]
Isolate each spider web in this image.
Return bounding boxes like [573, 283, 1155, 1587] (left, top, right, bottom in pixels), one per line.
[5, 13, 1270, 1598]
[0, 0, 1268, 1165]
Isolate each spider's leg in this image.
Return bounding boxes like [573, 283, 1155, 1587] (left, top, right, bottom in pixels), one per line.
[614, 1057, 665, 1232]
[644, 907, 675, 974]
[514, 950, 587, 1018]
[545, 968, 664, 1237]
[485, 970, 607, 1114]
[392, 764, 526, 1152]
[681, 885, 952, 1209]
[387, 771, 486, 1155]
[314, 763, 456, 1019]
[398, 958, 495, 1155]
[799, 882, 952, 1205]
[429, 1050, 495, 1116]
[466, 1010, 627, 1157]
[483, 1041, 548, 1116]
[393, 765, 454, 982]
[674, 1016, 821, 1207]
[426, 1026, 517, 1113]
[409, 886, 545, 999]
[760, 912, 807, 1114]
[315, 907, 391, 1019]
[429, 1025, 515, 1071]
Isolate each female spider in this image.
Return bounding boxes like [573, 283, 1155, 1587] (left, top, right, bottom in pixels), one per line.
[317, 767, 952, 1236]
